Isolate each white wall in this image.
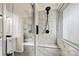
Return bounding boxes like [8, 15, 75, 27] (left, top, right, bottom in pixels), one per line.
[61, 4, 79, 55]
[63, 4, 79, 44]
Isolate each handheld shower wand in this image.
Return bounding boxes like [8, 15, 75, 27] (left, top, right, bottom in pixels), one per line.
[45, 6, 51, 33]
[46, 6, 51, 15]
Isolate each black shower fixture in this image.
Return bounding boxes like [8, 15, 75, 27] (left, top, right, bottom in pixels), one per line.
[45, 6, 51, 34]
[45, 6, 51, 15]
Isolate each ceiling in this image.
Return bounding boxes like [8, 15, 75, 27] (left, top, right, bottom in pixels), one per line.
[6, 3, 61, 18]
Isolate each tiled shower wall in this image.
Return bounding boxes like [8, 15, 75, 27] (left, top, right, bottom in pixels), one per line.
[37, 10, 57, 45]
[35, 10, 61, 56]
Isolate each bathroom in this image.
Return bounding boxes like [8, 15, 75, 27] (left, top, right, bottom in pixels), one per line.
[0, 3, 79, 56]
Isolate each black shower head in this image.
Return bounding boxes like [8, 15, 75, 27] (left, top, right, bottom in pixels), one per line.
[45, 6, 51, 15]
[45, 6, 51, 11]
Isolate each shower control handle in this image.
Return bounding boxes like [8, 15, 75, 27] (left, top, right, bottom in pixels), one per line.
[36, 25, 39, 34]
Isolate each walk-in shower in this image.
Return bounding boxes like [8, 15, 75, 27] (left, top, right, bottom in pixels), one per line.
[0, 3, 62, 56]
[1, 3, 79, 56]
[11, 3, 61, 56]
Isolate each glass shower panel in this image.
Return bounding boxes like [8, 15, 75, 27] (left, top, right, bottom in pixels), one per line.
[13, 4, 35, 56]
[23, 4, 35, 56]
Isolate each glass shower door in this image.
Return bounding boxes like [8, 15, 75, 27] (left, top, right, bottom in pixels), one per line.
[13, 3, 35, 56]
